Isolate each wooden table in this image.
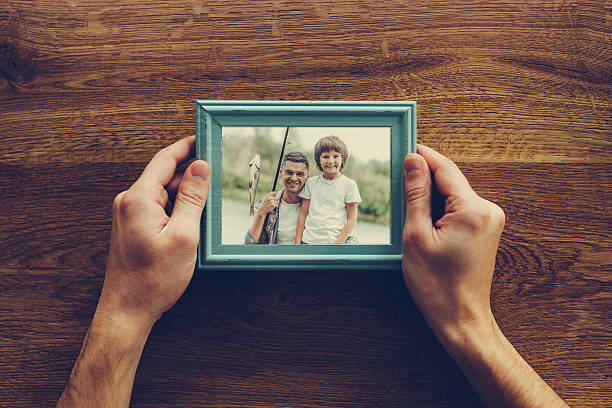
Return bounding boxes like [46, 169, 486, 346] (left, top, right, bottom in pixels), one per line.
[1, 1, 610, 406]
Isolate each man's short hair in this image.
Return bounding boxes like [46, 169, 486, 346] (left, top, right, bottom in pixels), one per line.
[283, 151, 309, 173]
[314, 135, 348, 171]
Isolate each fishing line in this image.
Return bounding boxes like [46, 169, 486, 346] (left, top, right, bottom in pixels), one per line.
[271, 126, 290, 192]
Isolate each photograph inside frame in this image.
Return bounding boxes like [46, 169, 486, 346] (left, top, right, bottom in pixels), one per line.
[221, 126, 391, 245]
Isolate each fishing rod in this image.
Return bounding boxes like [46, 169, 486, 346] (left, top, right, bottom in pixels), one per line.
[272, 126, 290, 192]
[263, 126, 289, 244]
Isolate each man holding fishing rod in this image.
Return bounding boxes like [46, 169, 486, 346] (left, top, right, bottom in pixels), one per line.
[244, 150, 310, 245]
[244, 127, 311, 245]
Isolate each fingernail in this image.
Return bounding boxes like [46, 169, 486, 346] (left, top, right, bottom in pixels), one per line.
[404, 155, 421, 175]
[191, 161, 210, 182]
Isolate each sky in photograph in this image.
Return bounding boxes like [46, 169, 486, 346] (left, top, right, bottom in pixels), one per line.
[223, 126, 390, 163]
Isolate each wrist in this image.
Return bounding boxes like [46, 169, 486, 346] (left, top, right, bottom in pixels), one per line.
[90, 304, 153, 351]
[93, 286, 156, 346]
[437, 311, 502, 362]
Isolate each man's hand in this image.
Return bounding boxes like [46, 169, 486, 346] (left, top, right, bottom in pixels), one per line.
[100, 135, 211, 330]
[402, 144, 504, 339]
[257, 192, 280, 216]
[402, 144, 567, 407]
[247, 192, 279, 243]
[58, 136, 211, 408]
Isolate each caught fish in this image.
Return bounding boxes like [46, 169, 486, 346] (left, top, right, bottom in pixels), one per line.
[248, 154, 261, 216]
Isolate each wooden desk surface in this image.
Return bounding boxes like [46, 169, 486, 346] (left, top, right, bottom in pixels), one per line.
[1, 1, 610, 406]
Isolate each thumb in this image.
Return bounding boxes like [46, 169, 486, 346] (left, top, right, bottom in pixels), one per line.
[167, 160, 211, 243]
[403, 153, 433, 239]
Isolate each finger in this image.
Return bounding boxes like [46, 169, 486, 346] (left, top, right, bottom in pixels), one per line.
[165, 160, 211, 244]
[417, 144, 475, 199]
[403, 153, 433, 237]
[137, 136, 195, 189]
[165, 169, 186, 198]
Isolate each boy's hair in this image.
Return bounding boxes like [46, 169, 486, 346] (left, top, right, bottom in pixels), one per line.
[314, 135, 348, 172]
[283, 151, 309, 173]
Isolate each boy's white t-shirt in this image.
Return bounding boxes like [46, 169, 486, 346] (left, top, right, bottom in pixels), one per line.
[275, 198, 301, 244]
[299, 174, 361, 244]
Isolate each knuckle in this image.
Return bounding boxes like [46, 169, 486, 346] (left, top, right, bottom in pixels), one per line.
[113, 191, 127, 213]
[118, 189, 144, 216]
[464, 199, 504, 231]
[178, 185, 206, 208]
[404, 185, 429, 203]
[476, 201, 492, 221]
[472, 202, 492, 227]
[489, 202, 506, 229]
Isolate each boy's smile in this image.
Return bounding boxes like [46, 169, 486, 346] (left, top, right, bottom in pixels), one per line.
[320, 150, 342, 180]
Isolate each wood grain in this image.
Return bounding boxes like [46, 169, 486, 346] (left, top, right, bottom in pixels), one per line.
[1, 0, 610, 407]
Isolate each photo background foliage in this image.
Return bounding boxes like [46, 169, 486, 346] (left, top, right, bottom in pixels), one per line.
[221, 127, 391, 225]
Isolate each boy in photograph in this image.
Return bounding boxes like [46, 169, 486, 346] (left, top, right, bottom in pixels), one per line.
[295, 135, 361, 245]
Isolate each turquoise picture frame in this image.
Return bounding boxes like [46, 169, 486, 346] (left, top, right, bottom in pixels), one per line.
[196, 100, 416, 270]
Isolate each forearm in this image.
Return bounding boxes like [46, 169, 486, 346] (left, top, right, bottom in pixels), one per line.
[57, 307, 152, 408]
[335, 203, 357, 244]
[295, 215, 305, 244]
[334, 219, 355, 244]
[440, 317, 568, 408]
[249, 211, 266, 242]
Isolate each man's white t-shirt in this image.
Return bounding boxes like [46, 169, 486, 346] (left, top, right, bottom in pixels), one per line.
[299, 174, 361, 244]
[275, 198, 302, 244]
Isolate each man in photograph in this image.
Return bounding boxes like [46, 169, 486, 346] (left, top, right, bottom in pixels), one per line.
[244, 151, 309, 244]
